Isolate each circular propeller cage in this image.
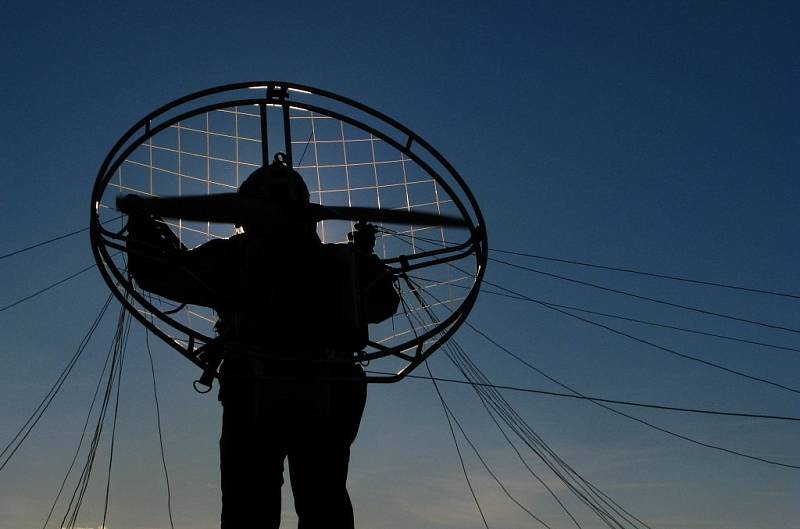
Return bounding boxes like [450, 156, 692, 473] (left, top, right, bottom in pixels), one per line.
[90, 82, 487, 383]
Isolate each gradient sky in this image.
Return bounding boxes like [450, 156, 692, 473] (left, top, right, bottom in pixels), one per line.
[1, 1, 798, 528]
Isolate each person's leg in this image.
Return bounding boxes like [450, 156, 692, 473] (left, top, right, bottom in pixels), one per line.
[331, 364, 368, 446]
[288, 365, 367, 529]
[220, 384, 286, 528]
[288, 439, 354, 529]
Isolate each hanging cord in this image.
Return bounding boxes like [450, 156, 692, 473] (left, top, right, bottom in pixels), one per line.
[0, 216, 123, 262]
[382, 225, 800, 334]
[386, 227, 800, 398]
[0, 263, 98, 313]
[489, 247, 800, 301]
[427, 360, 555, 529]
[410, 273, 800, 355]
[60, 303, 130, 529]
[0, 294, 113, 473]
[412, 272, 800, 471]
[379, 227, 800, 300]
[466, 320, 800, 470]
[404, 279, 649, 528]
[41, 300, 117, 529]
[145, 330, 176, 529]
[364, 371, 800, 422]
[392, 222, 800, 397]
[101, 312, 131, 529]
[490, 256, 800, 335]
[399, 275, 555, 527]
[423, 356, 489, 527]
[401, 281, 631, 528]
[479, 275, 800, 396]
[142, 292, 177, 526]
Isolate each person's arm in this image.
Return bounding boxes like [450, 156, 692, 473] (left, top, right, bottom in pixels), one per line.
[127, 213, 230, 307]
[358, 253, 400, 324]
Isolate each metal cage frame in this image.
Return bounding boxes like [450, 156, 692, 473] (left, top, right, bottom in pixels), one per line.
[89, 81, 487, 383]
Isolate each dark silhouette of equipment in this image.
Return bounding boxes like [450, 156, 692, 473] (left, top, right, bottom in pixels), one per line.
[90, 82, 487, 529]
[92, 82, 487, 389]
[120, 156, 401, 528]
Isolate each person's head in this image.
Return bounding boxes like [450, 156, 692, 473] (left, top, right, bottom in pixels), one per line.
[239, 153, 310, 204]
[237, 153, 312, 234]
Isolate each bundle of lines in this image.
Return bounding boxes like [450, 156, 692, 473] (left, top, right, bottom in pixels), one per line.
[50, 302, 132, 529]
[401, 274, 650, 529]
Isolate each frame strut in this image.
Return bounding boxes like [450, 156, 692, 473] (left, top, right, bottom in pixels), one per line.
[266, 84, 293, 167]
[282, 102, 293, 167]
[259, 102, 269, 166]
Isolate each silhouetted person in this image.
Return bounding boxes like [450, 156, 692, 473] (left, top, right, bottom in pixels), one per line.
[123, 155, 399, 528]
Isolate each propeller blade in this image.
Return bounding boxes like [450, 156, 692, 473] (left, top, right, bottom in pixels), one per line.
[117, 193, 469, 228]
[310, 204, 468, 227]
[116, 193, 270, 225]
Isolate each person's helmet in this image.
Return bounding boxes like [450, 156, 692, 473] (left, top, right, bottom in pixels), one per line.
[238, 153, 310, 209]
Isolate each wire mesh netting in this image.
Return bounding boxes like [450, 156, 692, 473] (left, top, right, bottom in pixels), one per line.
[92, 84, 485, 379]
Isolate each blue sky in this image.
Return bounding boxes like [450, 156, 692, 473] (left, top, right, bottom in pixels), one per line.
[1, 1, 798, 528]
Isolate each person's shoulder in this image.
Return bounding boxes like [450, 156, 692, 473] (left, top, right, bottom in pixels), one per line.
[191, 235, 240, 256]
[202, 235, 240, 248]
